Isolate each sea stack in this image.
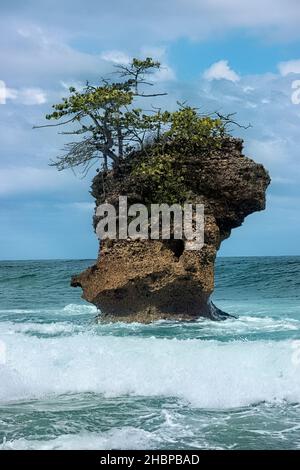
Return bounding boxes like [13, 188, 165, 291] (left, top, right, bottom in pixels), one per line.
[71, 137, 270, 322]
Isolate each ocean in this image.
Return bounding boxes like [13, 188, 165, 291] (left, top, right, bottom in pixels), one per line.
[0, 256, 299, 450]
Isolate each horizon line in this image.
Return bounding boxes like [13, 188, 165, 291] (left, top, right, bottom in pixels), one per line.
[0, 254, 300, 262]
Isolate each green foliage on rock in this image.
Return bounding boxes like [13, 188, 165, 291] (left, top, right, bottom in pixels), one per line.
[129, 106, 227, 204]
[37, 57, 230, 170]
[166, 106, 226, 152]
[36, 57, 244, 204]
[132, 153, 187, 205]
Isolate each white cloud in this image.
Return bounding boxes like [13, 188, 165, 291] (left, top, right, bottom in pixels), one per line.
[100, 50, 130, 65]
[100, 49, 175, 78]
[19, 88, 47, 105]
[99, 48, 175, 81]
[203, 60, 240, 82]
[3, 87, 47, 105]
[243, 86, 255, 93]
[0, 23, 112, 86]
[151, 64, 176, 82]
[196, 70, 300, 194]
[5, 87, 18, 100]
[1, 2, 299, 94]
[246, 138, 289, 165]
[6, 0, 300, 44]
[139, 46, 167, 61]
[278, 59, 300, 76]
[0, 80, 7, 104]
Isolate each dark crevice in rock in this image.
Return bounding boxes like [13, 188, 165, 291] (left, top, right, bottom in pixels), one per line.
[164, 239, 185, 260]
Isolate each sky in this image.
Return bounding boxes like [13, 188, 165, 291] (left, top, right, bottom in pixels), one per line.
[1, 0, 300, 259]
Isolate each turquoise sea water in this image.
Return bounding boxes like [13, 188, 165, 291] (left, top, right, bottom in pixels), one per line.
[0, 257, 300, 450]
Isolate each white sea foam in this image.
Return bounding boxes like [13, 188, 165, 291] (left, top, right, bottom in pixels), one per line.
[0, 427, 155, 450]
[62, 304, 98, 315]
[0, 328, 299, 409]
[195, 315, 300, 334]
[0, 304, 97, 317]
[0, 321, 83, 336]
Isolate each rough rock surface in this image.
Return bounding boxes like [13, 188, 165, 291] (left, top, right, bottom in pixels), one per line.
[71, 138, 270, 322]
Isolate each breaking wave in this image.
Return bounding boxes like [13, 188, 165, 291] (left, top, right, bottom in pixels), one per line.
[1, 325, 300, 409]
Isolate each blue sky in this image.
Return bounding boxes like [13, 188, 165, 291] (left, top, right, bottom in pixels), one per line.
[1, 0, 300, 259]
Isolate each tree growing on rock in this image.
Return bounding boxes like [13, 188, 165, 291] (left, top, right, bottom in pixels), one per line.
[35, 58, 167, 174]
[35, 57, 235, 178]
